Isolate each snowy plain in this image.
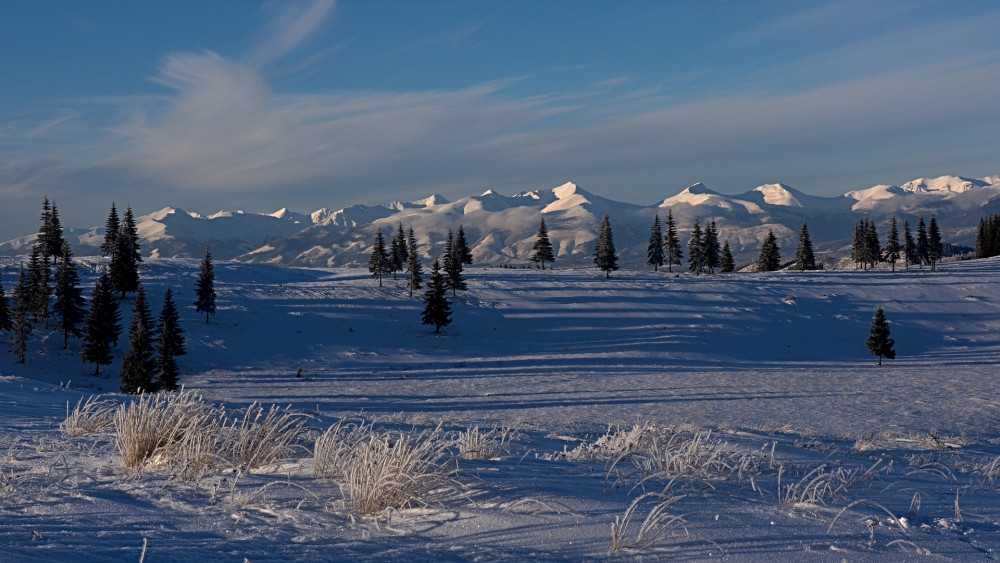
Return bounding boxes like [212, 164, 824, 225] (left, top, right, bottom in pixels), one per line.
[3, 256, 1000, 561]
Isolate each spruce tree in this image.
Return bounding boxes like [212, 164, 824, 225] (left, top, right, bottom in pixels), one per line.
[795, 220, 816, 270]
[903, 220, 916, 270]
[121, 206, 142, 264]
[107, 211, 141, 299]
[27, 247, 51, 328]
[916, 216, 929, 269]
[721, 240, 735, 273]
[851, 220, 864, 269]
[369, 230, 390, 287]
[758, 230, 781, 272]
[101, 203, 120, 257]
[9, 265, 32, 364]
[0, 272, 12, 333]
[531, 218, 556, 270]
[38, 197, 66, 259]
[194, 247, 216, 323]
[443, 229, 467, 296]
[928, 215, 942, 270]
[593, 214, 618, 278]
[119, 284, 156, 394]
[647, 214, 664, 271]
[703, 220, 720, 274]
[864, 218, 881, 269]
[866, 307, 896, 365]
[406, 227, 423, 297]
[421, 259, 451, 334]
[155, 286, 186, 391]
[885, 216, 900, 271]
[81, 272, 119, 375]
[664, 209, 682, 272]
[455, 225, 473, 266]
[687, 220, 704, 274]
[53, 246, 86, 349]
[388, 222, 407, 280]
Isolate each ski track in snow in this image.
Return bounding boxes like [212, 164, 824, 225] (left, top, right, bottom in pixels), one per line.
[3, 256, 1000, 560]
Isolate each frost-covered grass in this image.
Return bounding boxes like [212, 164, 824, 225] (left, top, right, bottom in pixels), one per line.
[5, 257, 1000, 559]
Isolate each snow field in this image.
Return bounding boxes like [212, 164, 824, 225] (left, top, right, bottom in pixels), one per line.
[3, 257, 1000, 559]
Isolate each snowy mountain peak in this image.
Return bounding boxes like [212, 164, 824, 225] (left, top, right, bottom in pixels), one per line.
[141, 207, 189, 222]
[658, 183, 726, 208]
[481, 188, 500, 197]
[552, 182, 584, 199]
[753, 183, 803, 207]
[414, 194, 449, 207]
[685, 182, 714, 195]
[900, 175, 986, 194]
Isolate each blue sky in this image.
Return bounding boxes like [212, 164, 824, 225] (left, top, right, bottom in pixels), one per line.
[1, 0, 999, 239]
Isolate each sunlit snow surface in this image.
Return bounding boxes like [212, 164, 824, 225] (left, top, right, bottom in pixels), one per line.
[3, 257, 1000, 560]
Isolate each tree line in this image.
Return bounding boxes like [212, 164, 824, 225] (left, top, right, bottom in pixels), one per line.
[0, 200, 217, 395]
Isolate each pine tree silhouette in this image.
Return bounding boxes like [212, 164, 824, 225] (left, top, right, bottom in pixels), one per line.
[866, 307, 896, 365]
[795, 221, 816, 270]
[647, 214, 664, 271]
[532, 218, 556, 270]
[120, 284, 157, 394]
[406, 227, 423, 297]
[155, 286, 186, 391]
[421, 259, 452, 334]
[594, 214, 618, 278]
[195, 247, 216, 323]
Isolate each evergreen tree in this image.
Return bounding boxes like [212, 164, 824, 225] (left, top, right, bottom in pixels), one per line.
[647, 214, 664, 271]
[664, 209, 682, 272]
[119, 284, 156, 394]
[916, 216, 929, 269]
[421, 259, 451, 334]
[388, 222, 408, 280]
[80, 272, 119, 375]
[593, 214, 618, 278]
[38, 197, 66, 259]
[455, 225, 474, 266]
[27, 247, 51, 328]
[720, 240, 735, 273]
[703, 220, 720, 273]
[794, 220, 816, 270]
[851, 220, 864, 269]
[155, 286, 186, 391]
[101, 203, 120, 257]
[866, 306, 896, 365]
[53, 246, 86, 349]
[974, 214, 1000, 259]
[406, 227, 423, 297]
[864, 218, 881, 269]
[194, 247, 216, 323]
[443, 229, 467, 296]
[121, 206, 142, 263]
[0, 272, 12, 333]
[531, 217, 556, 270]
[9, 266, 32, 364]
[368, 230, 390, 287]
[884, 216, 900, 271]
[928, 215, 942, 270]
[758, 230, 781, 272]
[903, 220, 916, 270]
[108, 212, 140, 299]
[687, 220, 704, 274]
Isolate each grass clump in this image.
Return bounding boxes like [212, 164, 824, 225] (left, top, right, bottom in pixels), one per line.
[62, 396, 117, 436]
[315, 423, 461, 517]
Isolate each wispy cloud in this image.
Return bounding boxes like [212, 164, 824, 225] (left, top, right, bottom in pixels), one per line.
[246, 0, 337, 68]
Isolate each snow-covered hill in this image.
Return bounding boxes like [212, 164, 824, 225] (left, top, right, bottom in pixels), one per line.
[5, 257, 1000, 560]
[3, 174, 999, 266]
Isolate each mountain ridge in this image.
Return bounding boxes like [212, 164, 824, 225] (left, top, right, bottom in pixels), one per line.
[3, 174, 998, 267]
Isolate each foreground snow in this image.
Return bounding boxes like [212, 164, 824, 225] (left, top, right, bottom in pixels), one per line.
[3, 258, 1000, 560]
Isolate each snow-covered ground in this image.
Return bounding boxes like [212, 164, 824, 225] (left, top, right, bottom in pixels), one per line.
[3, 257, 1000, 560]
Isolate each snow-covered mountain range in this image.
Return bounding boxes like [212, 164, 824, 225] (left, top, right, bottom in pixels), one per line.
[3, 174, 999, 267]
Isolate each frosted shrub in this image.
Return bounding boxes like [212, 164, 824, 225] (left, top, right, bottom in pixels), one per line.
[565, 422, 659, 461]
[337, 426, 460, 516]
[638, 430, 761, 481]
[114, 390, 214, 468]
[314, 420, 372, 479]
[225, 403, 305, 470]
[62, 396, 117, 436]
[457, 425, 514, 460]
